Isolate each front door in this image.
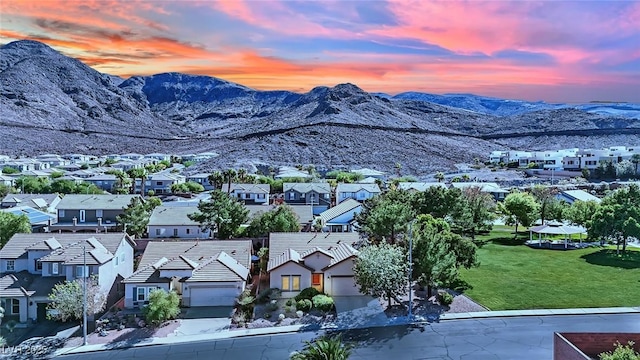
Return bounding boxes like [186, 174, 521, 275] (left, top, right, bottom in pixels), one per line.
[37, 303, 47, 322]
[312, 273, 324, 292]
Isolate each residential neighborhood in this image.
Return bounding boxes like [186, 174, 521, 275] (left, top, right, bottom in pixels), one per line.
[0, 149, 638, 359]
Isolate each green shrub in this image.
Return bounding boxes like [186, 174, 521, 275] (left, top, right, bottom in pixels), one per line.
[263, 312, 271, 319]
[295, 287, 321, 302]
[296, 299, 312, 312]
[144, 289, 180, 325]
[438, 292, 454, 306]
[291, 335, 352, 360]
[265, 301, 279, 312]
[312, 295, 335, 312]
[599, 341, 640, 360]
[257, 287, 281, 304]
[286, 298, 295, 307]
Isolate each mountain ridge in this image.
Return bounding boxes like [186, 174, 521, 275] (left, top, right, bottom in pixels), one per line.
[1, 40, 639, 173]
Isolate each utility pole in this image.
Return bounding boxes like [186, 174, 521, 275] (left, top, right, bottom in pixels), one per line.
[82, 244, 88, 346]
[408, 220, 414, 322]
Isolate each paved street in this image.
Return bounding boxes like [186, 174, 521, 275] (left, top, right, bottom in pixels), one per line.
[55, 313, 640, 360]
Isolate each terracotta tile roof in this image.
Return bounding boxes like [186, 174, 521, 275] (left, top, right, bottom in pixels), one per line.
[0, 271, 65, 298]
[267, 232, 360, 272]
[283, 183, 331, 193]
[0, 233, 131, 261]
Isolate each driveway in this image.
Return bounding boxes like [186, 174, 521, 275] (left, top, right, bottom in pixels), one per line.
[172, 307, 232, 337]
[331, 296, 394, 329]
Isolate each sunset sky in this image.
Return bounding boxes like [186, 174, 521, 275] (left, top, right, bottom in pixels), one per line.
[1, 0, 639, 102]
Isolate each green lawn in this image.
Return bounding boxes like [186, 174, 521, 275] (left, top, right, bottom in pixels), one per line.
[459, 226, 640, 310]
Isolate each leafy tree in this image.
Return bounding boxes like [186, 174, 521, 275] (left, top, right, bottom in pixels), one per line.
[290, 335, 352, 360]
[412, 215, 478, 297]
[0, 212, 31, 248]
[14, 176, 49, 193]
[353, 241, 408, 308]
[0, 184, 15, 199]
[50, 171, 64, 179]
[1, 167, 19, 175]
[74, 182, 103, 195]
[412, 186, 462, 219]
[529, 185, 557, 224]
[116, 197, 161, 238]
[565, 200, 600, 232]
[171, 181, 205, 194]
[434, 172, 445, 183]
[47, 276, 106, 322]
[188, 190, 249, 239]
[49, 179, 77, 194]
[325, 171, 362, 183]
[599, 341, 640, 360]
[500, 191, 539, 235]
[616, 160, 636, 179]
[144, 289, 181, 325]
[245, 205, 299, 237]
[590, 184, 640, 253]
[452, 187, 496, 241]
[257, 247, 269, 272]
[356, 189, 415, 244]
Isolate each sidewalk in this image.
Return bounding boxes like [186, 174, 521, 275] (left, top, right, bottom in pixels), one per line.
[53, 306, 640, 357]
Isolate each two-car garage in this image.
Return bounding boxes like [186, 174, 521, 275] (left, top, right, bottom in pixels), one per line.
[185, 282, 243, 307]
[329, 276, 361, 296]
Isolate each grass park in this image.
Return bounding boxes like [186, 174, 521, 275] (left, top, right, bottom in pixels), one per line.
[458, 226, 640, 310]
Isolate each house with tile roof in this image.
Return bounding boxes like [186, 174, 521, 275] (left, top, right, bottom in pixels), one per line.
[122, 240, 252, 308]
[316, 199, 362, 233]
[0, 233, 134, 323]
[49, 194, 142, 232]
[221, 183, 270, 204]
[147, 205, 211, 238]
[1, 193, 62, 213]
[267, 232, 361, 298]
[335, 183, 381, 204]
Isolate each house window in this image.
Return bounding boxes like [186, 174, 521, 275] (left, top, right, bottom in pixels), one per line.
[156, 229, 161, 236]
[312, 274, 322, 286]
[300, 193, 305, 198]
[258, 194, 265, 199]
[281, 275, 301, 291]
[96, 210, 103, 218]
[289, 192, 295, 200]
[75, 265, 89, 278]
[7, 260, 15, 271]
[173, 229, 178, 237]
[324, 194, 330, 199]
[115, 256, 119, 266]
[11, 299, 19, 314]
[137, 287, 146, 301]
[35, 260, 42, 271]
[52, 263, 59, 275]
[59, 209, 65, 218]
[156, 181, 162, 186]
[186, 228, 191, 235]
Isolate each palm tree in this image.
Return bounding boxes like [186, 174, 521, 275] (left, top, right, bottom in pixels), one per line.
[435, 171, 445, 183]
[208, 171, 224, 190]
[222, 169, 236, 193]
[237, 168, 247, 183]
[130, 168, 148, 196]
[462, 174, 471, 182]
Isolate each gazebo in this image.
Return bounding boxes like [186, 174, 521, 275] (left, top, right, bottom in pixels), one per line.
[529, 222, 587, 249]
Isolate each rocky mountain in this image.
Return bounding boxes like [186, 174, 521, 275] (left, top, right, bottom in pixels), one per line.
[383, 92, 640, 119]
[1, 40, 639, 173]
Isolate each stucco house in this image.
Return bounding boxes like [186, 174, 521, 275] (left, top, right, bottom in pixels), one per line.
[0, 233, 134, 324]
[122, 240, 252, 308]
[557, 190, 602, 204]
[50, 194, 142, 232]
[283, 183, 331, 214]
[267, 232, 361, 298]
[84, 173, 118, 192]
[144, 173, 186, 195]
[335, 183, 381, 204]
[317, 199, 362, 233]
[222, 183, 270, 205]
[147, 205, 211, 238]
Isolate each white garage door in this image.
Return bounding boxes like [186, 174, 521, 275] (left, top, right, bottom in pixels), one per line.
[189, 285, 240, 307]
[331, 276, 360, 296]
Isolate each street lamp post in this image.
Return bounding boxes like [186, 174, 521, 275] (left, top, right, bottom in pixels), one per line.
[82, 244, 88, 346]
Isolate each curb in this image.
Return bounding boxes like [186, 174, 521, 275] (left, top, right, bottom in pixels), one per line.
[53, 307, 640, 357]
